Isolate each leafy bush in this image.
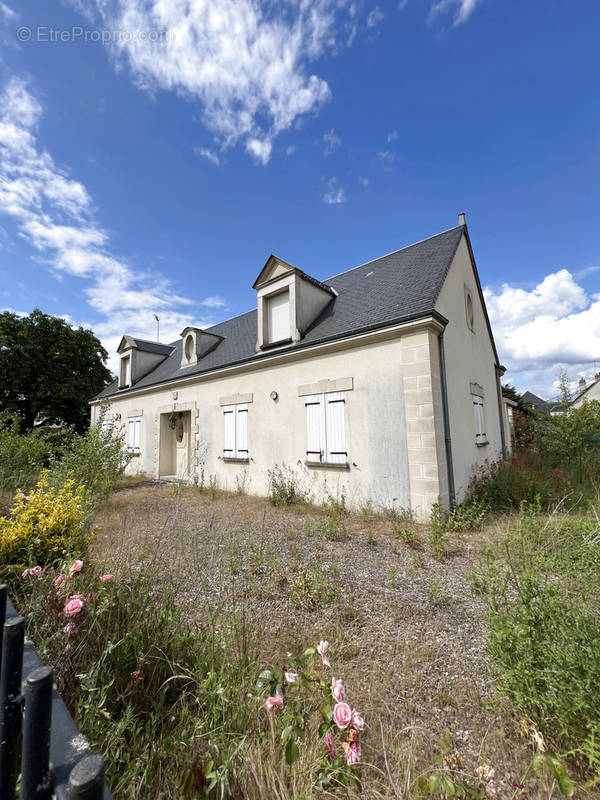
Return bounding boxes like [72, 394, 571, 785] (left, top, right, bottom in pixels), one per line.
[471, 506, 600, 782]
[49, 410, 132, 501]
[0, 411, 50, 493]
[468, 455, 567, 510]
[0, 473, 91, 566]
[536, 400, 600, 486]
[11, 559, 259, 800]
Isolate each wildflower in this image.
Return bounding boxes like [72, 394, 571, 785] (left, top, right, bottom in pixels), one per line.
[332, 702, 352, 729]
[343, 739, 361, 765]
[63, 596, 85, 617]
[351, 709, 365, 731]
[70, 559, 83, 574]
[485, 779, 497, 799]
[62, 549, 67, 555]
[317, 640, 331, 668]
[476, 764, 495, 782]
[54, 575, 65, 587]
[64, 622, 77, 635]
[284, 671, 298, 684]
[265, 695, 284, 711]
[131, 670, 141, 681]
[331, 677, 345, 702]
[21, 568, 30, 579]
[531, 728, 546, 752]
[100, 574, 114, 582]
[31, 565, 42, 577]
[324, 732, 337, 760]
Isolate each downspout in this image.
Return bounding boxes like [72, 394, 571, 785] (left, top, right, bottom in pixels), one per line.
[495, 364, 507, 458]
[438, 331, 456, 507]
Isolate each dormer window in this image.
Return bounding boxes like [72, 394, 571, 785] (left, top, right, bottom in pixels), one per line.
[180, 326, 224, 368]
[184, 334, 194, 361]
[119, 354, 131, 389]
[266, 290, 290, 344]
[253, 255, 335, 351]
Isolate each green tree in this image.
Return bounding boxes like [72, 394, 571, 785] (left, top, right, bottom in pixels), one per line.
[0, 309, 112, 433]
[501, 383, 531, 415]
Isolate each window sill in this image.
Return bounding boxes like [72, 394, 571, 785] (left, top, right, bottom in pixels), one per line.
[476, 440, 489, 448]
[305, 460, 350, 471]
[223, 457, 250, 464]
[260, 337, 292, 350]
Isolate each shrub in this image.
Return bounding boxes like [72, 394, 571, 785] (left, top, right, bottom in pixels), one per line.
[0, 411, 50, 493]
[49, 409, 132, 501]
[468, 455, 566, 510]
[267, 464, 305, 506]
[0, 472, 91, 567]
[472, 507, 600, 782]
[536, 400, 600, 486]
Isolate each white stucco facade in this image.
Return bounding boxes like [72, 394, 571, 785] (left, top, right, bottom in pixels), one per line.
[91, 226, 507, 519]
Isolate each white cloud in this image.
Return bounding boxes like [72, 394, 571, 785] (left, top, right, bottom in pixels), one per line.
[322, 177, 346, 204]
[387, 130, 399, 143]
[200, 295, 227, 308]
[194, 146, 220, 166]
[430, 0, 481, 25]
[285, 144, 296, 156]
[377, 149, 396, 170]
[358, 176, 369, 187]
[0, 2, 16, 20]
[484, 269, 600, 398]
[75, 0, 339, 164]
[367, 7, 384, 27]
[322, 128, 341, 156]
[0, 77, 215, 372]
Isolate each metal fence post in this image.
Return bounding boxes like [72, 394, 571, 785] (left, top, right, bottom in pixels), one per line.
[68, 754, 106, 800]
[0, 615, 25, 798]
[21, 665, 53, 800]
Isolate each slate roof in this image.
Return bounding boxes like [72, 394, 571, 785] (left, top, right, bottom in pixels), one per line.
[96, 224, 466, 400]
[129, 338, 175, 356]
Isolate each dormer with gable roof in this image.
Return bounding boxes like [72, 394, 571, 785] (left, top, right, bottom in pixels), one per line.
[117, 336, 174, 389]
[180, 326, 224, 368]
[253, 255, 336, 351]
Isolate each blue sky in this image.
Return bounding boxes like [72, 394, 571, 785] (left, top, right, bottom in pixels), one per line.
[0, 0, 599, 398]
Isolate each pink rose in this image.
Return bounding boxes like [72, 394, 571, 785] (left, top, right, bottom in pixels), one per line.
[331, 677, 345, 703]
[31, 565, 42, 577]
[351, 709, 365, 731]
[131, 669, 141, 681]
[332, 702, 352, 730]
[324, 732, 337, 760]
[284, 671, 298, 684]
[100, 574, 114, 582]
[64, 622, 77, 635]
[265, 695, 284, 711]
[21, 568, 30, 579]
[345, 740, 361, 765]
[54, 575, 65, 587]
[317, 640, 331, 668]
[63, 596, 85, 617]
[70, 559, 83, 574]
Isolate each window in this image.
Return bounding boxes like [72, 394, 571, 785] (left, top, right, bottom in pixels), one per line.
[465, 289, 474, 332]
[184, 335, 194, 361]
[223, 403, 248, 460]
[472, 393, 486, 445]
[119, 354, 131, 388]
[128, 415, 141, 453]
[305, 391, 347, 465]
[266, 290, 290, 343]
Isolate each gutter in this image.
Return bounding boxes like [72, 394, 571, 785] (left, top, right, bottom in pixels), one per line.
[438, 331, 456, 507]
[495, 364, 507, 458]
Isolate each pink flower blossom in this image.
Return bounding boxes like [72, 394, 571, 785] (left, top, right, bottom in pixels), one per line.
[324, 732, 337, 760]
[64, 622, 77, 635]
[21, 568, 30, 579]
[345, 740, 361, 765]
[63, 596, 85, 617]
[331, 677, 345, 703]
[54, 575, 65, 587]
[485, 780, 497, 799]
[265, 695, 284, 711]
[317, 640, 331, 668]
[62, 549, 67, 555]
[131, 669, 141, 681]
[31, 565, 42, 577]
[100, 574, 114, 583]
[70, 559, 83, 574]
[284, 671, 298, 684]
[332, 702, 352, 730]
[351, 709, 365, 731]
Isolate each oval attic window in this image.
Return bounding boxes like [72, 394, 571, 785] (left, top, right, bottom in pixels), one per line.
[185, 334, 194, 361]
[466, 292, 474, 330]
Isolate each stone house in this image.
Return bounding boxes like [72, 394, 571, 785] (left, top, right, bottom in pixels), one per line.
[91, 214, 510, 518]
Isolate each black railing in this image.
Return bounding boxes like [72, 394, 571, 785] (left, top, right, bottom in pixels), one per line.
[0, 584, 113, 800]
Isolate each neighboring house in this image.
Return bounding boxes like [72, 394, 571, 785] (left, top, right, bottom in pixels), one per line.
[90, 214, 509, 519]
[572, 374, 600, 408]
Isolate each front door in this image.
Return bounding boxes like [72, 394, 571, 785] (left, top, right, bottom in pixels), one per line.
[159, 411, 191, 478]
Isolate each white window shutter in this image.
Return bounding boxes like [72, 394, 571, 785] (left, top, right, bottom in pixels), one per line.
[472, 395, 485, 444]
[134, 418, 141, 451]
[325, 392, 347, 463]
[128, 418, 135, 449]
[223, 406, 235, 456]
[267, 292, 290, 342]
[236, 404, 248, 457]
[305, 394, 325, 461]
